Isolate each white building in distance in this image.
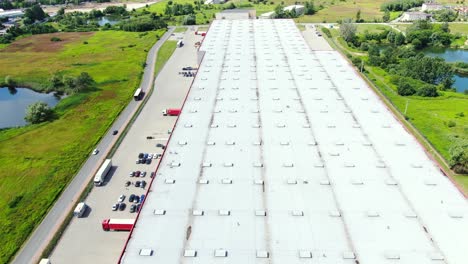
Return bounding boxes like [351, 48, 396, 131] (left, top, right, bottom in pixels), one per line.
[401, 11, 432, 21]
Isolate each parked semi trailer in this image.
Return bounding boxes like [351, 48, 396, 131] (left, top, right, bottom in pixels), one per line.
[93, 159, 112, 186]
[102, 218, 135, 231]
[162, 108, 181, 116]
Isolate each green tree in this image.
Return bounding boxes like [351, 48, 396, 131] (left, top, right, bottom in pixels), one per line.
[416, 85, 438, 97]
[24, 4, 47, 24]
[399, 54, 454, 85]
[397, 82, 416, 96]
[74, 72, 95, 92]
[449, 139, 468, 174]
[304, 1, 316, 15]
[355, 9, 362, 22]
[49, 73, 63, 89]
[182, 14, 196, 25]
[382, 11, 390, 22]
[339, 18, 357, 42]
[4, 75, 16, 88]
[24, 102, 55, 124]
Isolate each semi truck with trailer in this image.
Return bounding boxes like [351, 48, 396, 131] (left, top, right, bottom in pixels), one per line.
[162, 108, 181, 116]
[102, 218, 135, 231]
[133, 88, 143, 101]
[94, 159, 112, 186]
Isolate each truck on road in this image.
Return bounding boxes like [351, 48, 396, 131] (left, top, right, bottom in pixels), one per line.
[162, 108, 181, 116]
[102, 218, 135, 231]
[73, 202, 87, 218]
[133, 88, 143, 101]
[94, 159, 112, 186]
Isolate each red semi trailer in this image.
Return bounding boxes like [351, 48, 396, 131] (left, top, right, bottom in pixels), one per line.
[162, 108, 181, 116]
[102, 218, 135, 231]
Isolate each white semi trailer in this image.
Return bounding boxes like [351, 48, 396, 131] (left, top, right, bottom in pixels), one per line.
[94, 159, 112, 186]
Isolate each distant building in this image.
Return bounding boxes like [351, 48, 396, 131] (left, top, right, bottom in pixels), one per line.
[400, 11, 432, 21]
[204, 0, 227, 4]
[0, 9, 24, 19]
[284, 5, 305, 15]
[215, 9, 256, 20]
[421, 2, 444, 11]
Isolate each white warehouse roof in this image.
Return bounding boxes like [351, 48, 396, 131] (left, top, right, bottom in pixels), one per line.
[119, 19, 468, 264]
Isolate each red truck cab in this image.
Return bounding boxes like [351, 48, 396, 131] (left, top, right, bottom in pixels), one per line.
[162, 108, 181, 116]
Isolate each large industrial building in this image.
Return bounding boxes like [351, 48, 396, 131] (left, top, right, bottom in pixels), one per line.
[119, 19, 467, 264]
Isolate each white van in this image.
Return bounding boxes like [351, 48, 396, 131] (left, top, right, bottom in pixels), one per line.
[39, 259, 51, 264]
[177, 40, 184, 47]
[73, 202, 87, 218]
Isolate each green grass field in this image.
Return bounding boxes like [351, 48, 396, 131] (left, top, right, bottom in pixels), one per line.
[155, 40, 177, 75]
[356, 24, 393, 33]
[0, 29, 163, 263]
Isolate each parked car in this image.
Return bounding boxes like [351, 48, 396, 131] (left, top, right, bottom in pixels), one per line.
[136, 159, 140, 164]
[141, 171, 146, 177]
[129, 171, 135, 177]
[112, 130, 118, 135]
[139, 158, 145, 163]
[92, 149, 99, 155]
[140, 194, 145, 203]
[134, 196, 140, 203]
[129, 194, 135, 203]
[150, 172, 155, 178]
[148, 153, 153, 159]
[146, 159, 151, 165]
[141, 180, 147, 189]
[112, 203, 118, 211]
[118, 194, 125, 203]
[135, 181, 141, 188]
[125, 181, 131, 187]
[143, 153, 148, 159]
[135, 171, 141, 177]
[146, 136, 154, 139]
[136, 203, 141, 212]
[156, 143, 164, 148]
[138, 153, 144, 158]
[153, 153, 158, 159]
[118, 202, 126, 211]
[130, 204, 137, 213]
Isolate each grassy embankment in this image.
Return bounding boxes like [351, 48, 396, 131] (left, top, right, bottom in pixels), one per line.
[155, 40, 177, 75]
[321, 26, 468, 192]
[0, 29, 164, 263]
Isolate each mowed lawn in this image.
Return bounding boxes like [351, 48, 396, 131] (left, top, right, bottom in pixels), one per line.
[0, 30, 162, 263]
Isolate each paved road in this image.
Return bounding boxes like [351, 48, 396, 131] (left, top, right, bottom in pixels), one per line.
[12, 27, 175, 264]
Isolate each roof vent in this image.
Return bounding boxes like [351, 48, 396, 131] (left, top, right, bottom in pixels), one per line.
[211, 124, 220, 128]
[287, 179, 297, 185]
[283, 162, 294, 167]
[222, 179, 233, 184]
[292, 210, 304, 216]
[430, 252, 445, 260]
[184, 124, 193, 128]
[308, 141, 317, 146]
[194, 97, 201, 101]
[327, 124, 336, 128]
[344, 162, 355, 168]
[255, 210, 267, 216]
[314, 163, 325, 168]
[342, 252, 356, 259]
[184, 250, 197, 257]
[280, 141, 290, 146]
[165, 179, 176, 184]
[411, 163, 423, 168]
[219, 210, 231, 216]
[170, 162, 181, 168]
[226, 141, 235, 145]
[192, 210, 204, 216]
[198, 179, 209, 184]
[154, 209, 166, 215]
[253, 141, 262, 146]
[299, 251, 312, 258]
[320, 180, 330, 185]
[329, 151, 340, 156]
[251, 97, 259, 101]
[404, 211, 418, 218]
[224, 163, 234, 167]
[303, 124, 311, 128]
[367, 211, 380, 217]
[277, 123, 286, 128]
[251, 109, 259, 113]
[320, 109, 328, 113]
[384, 252, 400, 260]
[376, 162, 386, 168]
[253, 162, 263, 167]
[202, 162, 212, 167]
[252, 124, 261, 128]
[207, 141, 216, 146]
[139, 248, 153, 256]
[254, 179, 264, 185]
[329, 210, 341, 217]
[448, 211, 464, 218]
[178, 141, 187, 145]
[385, 179, 398, 186]
[227, 124, 237, 128]
[256, 250, 269, 258]
[353, 124, 361, 128]
[214, 249, 228, 257]
[382, 124, 391, 128]
[351, 178, 364, 185]
[190, 109, 198, 113]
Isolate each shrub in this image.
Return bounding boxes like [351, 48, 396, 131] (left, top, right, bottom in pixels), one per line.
[321, 27, 331, 38]
[416, 85, 438, 97]
[449, 139, 468, 174]
[24, 102, 55, 124]
[447, 120, 456, 127]
[50, 37, 62, 42]
[397, 82, 416, 96]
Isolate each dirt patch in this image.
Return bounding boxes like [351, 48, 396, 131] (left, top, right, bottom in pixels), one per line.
[1, 32, 94, 53]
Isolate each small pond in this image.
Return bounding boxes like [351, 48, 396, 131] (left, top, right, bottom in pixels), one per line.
[89, 16, 121, 27]
[423, 47, 468, 93]
[0, 87, 60, 129]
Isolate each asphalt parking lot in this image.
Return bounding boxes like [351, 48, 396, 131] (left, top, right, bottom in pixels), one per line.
[50, 28, 202, 264]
